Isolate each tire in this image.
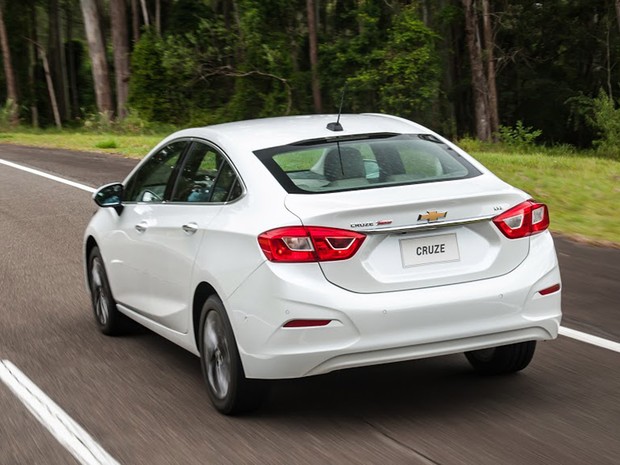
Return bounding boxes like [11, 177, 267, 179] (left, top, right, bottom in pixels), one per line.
[199, 295, 268, 415]
[465, 341, 536, 375]
[88, 246, 130, 336]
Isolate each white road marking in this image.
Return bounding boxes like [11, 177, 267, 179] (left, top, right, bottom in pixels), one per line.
[0, 158, 95, 193]
[2, 158, 620, 355]
[559, 326, 620, 353]
[0, 360, 121, 465]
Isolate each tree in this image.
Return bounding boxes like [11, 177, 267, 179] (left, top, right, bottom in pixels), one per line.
[462, 0, 491, 140]
[48, 0, 70, 121]
[110, 0, 130, 118]
[0, 0, 19, 125]
[80, 0, 114, 117]
[481, 0, 499, 139]
[307, 0, 322, 112]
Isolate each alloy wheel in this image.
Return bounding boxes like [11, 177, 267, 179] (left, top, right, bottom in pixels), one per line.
[203, 311, 231, 400]
[91, 258, 109, 326]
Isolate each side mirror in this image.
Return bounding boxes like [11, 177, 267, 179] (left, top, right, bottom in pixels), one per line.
[93, 183, 124, 214]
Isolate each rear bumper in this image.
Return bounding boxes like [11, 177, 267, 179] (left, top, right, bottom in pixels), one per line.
[226, 232, 561, 379]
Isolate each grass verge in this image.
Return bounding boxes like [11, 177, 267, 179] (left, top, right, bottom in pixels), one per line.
[0, 130, 618, 245]
[474, 151, 619, 246]
[0, 131, 163, 158]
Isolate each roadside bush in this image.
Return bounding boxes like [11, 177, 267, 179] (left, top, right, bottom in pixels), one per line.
[588, 90, 620, 159]
[497, 121, 542, 150]
[568, 89, 620, 160]
[0, 100, 17, 131]
[94, 139, 118, 149]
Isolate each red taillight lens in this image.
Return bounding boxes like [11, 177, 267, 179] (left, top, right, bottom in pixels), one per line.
[258, 226, 366, 262]
[493, 200, 550, 239]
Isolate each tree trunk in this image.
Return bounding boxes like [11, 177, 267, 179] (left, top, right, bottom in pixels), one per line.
[307, 0, 322, 113]
[155, 0, 161, 35]
[38, 45, 62, 129]
[66, 1, 80, 119]
[110, 0, 130, 119]
[131, 0, 140, 42]
[481, 0, 499, 140]
[462, 0, 490, 141]
[28, 1, 39, 127]
[0, 1, 19, 126]
[139, 0, 149, 27]
[48, 0, 70, 121]
[615, 0, 620, 33]
[80, 0, 114, 117]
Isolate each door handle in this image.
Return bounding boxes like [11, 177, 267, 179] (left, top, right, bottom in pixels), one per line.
[135, 221, 149, 233]
[182, 222, 198, 235]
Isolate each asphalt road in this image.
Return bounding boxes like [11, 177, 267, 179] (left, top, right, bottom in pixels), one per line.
[0, 144, 618, 465]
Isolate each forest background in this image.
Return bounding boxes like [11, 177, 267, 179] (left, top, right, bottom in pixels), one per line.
[2, 0, 620, 151]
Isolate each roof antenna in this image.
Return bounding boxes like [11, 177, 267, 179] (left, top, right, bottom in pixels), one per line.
[327, 83, 347, 132]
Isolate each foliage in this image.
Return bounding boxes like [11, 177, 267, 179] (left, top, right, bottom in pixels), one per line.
[497, 121, 542, 150]
[349, 6, 440, 120]
[568, 89, 620, 159]
[320, 2, 440, 120]
[94, 139, 118, 149]
[586, 90, 620, 160]
[128, 31, 183, 124]
[0, 99, 16, 130]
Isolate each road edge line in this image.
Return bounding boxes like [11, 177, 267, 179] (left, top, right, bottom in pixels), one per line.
[559, 326, 620, 353]
[0, 360, 121, 465]
[3, 159, 619, 356]
[0, 159, 96, 193]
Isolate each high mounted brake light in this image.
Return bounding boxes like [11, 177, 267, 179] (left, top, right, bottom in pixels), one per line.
[258, 226, 366, 262]
[493, 200, 550, 239]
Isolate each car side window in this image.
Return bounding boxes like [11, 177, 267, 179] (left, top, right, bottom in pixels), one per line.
[211, 162, 240, 202]
[170, 141, 243, 203]
[124, 141, 188, 202]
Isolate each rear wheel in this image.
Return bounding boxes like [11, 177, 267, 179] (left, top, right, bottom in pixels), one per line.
[465, 341, 536, 374]
[88, 246, 130, 335]
[199, 296, 268, 415]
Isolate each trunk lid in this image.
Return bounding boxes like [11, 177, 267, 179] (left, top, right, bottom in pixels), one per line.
[284, 174, 530, 293]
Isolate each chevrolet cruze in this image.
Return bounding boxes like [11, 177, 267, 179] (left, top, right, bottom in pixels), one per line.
[84, 114, 562, 414]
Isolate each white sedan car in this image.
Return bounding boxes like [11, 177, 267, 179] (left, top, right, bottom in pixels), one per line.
[84, 114, 562, 414]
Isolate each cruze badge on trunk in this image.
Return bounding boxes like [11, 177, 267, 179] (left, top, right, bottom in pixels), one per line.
[350, 219, 393, 228]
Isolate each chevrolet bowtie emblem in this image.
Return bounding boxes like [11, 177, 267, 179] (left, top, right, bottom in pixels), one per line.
[418, 211, 447, 222]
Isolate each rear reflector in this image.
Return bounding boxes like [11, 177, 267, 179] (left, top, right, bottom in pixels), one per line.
[538, 283, 561, 295]
[283, 319, 332, 328]
[493, 200, 550, 239]
[258, 226, 366, 262]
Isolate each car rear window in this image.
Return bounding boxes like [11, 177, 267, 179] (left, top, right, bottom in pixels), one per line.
[254, 134, 481, 194]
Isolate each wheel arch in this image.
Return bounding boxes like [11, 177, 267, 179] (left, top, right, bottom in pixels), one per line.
[84, 236, 99, 286]
[192, 282, 219, 349]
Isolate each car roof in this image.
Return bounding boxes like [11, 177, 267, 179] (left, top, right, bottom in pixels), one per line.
[165, 114, 430, 152]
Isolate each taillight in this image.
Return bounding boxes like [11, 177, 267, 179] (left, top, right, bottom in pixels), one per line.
[258, 226, 366, 262]
[493, 200, 550, 239]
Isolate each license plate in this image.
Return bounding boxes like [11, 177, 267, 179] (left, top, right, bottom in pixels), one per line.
[400, 233, 460, 267]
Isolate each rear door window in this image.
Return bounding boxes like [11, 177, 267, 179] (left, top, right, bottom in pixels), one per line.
[170, 141, 244, 203]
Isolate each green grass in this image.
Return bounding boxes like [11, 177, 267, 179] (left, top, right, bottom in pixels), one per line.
[0, 129, 618, 245]
[474, 151, 620, 245]
[94, 139, 119, 149]
[0, 130, 163, 158]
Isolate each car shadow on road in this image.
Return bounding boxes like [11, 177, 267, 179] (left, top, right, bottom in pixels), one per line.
[262, 356, 539, 418]
[128, 327, 542, 422]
